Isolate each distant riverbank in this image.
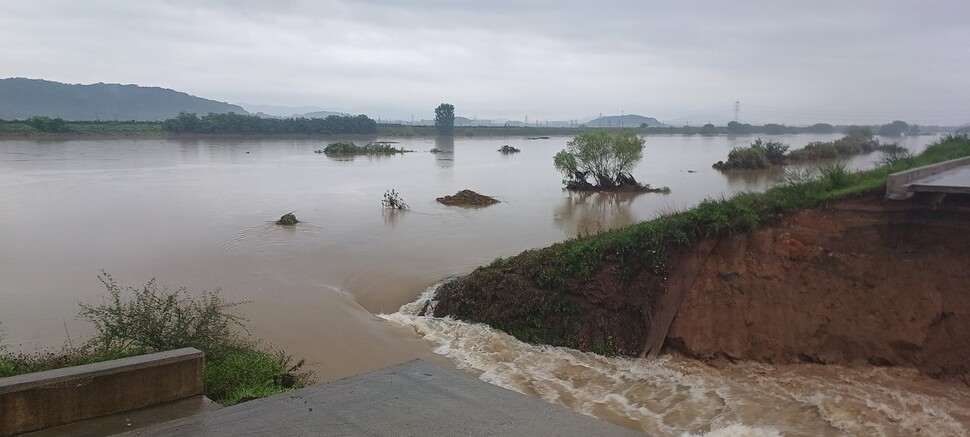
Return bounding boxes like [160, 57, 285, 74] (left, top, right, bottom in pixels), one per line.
[3, 119, 956, 140]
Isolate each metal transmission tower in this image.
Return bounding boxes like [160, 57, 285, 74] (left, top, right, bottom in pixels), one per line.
[734, 100, 741, 123]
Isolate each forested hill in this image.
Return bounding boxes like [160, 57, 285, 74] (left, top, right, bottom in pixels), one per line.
[0, 78, 247, 121]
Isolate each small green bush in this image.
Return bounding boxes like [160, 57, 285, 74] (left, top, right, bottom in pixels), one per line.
[205, 346, 308, 406]
[819, 162, 854, 190]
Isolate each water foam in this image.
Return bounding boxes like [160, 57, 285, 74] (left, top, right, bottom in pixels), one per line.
[380, 283, 970, 436]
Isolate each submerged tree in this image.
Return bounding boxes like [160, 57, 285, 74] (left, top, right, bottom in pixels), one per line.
[434, 103, 455, 136]
[553, 131, 645, 190]
[382, 189, 409, 210]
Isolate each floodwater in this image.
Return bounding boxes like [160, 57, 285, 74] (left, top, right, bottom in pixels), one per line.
[2, 133, 964, 435]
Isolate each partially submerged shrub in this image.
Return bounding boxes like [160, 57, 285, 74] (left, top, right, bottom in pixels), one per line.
[382, 189, 409, 210]
[554, 131, 645, 189]
[713, 138, 789, 170]
[498, 145, 521, 154]
[761, 139, 790, 165]
[321, 141, 357, 154]
[322, 141, 409, 155]
[719, 132, 893, 168]
[276, 212, 298, 226]
[714, 145, 769, 170]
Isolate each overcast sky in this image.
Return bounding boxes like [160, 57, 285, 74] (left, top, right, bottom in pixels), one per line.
[2, 1, 968, 125]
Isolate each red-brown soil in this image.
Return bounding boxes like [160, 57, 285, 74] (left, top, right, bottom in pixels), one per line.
[667, 193, 970, 383]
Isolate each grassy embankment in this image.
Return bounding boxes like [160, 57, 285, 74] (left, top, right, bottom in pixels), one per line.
[434, 135, 970, 355]
[0, 273, 311, 406]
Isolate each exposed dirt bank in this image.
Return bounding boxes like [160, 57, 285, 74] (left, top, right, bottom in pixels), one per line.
[667, 192, 970, 383]
[434, 192, 970, 383]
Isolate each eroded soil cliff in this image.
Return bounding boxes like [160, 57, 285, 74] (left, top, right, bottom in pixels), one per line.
[667, 193, 970, 383]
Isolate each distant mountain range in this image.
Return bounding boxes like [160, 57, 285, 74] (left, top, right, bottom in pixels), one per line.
[238, 103, 348, 119]
[0, 78, 248, 121]
[238, 103, 327, 117]
[0, 77, 668, 127]
[584, 114, 663, 128]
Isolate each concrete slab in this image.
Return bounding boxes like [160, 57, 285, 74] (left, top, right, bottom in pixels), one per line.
[119, 359, 641, 437]
[23, 396, 220, 437]
[910, 166, 970, 194]
[886, 156, 970, 199]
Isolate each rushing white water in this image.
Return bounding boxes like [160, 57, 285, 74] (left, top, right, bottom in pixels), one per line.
[380, 283, 970, 436]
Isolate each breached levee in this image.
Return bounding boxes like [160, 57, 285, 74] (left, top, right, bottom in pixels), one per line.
[431, 191, 970, 384]
[382, 265, 970, 436]
[427, 134, 970, 385]
[382, 136, 970, 434]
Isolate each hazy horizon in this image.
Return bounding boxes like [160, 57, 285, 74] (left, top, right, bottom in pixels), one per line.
[2, 1, 969, 126]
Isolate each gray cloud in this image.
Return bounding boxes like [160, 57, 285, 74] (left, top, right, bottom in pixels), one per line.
[1, 0, 968, 125]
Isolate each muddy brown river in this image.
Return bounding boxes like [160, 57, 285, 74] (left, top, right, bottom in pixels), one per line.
[2, 133, 965, 436]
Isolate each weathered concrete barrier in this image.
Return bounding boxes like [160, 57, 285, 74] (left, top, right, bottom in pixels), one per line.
[0, 348, 203, 436]
[885, 156, 970, 199]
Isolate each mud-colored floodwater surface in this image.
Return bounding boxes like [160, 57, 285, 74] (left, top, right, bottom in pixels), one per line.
[2, 133, 963, 435]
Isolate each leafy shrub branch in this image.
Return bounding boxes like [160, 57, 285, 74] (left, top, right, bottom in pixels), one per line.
[2, 273, 313, 406]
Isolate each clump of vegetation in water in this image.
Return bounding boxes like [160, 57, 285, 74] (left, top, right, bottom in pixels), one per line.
[554, 131, 667, 193]
[318, 141, 410, 155]
[715, 128, 907, 170]
[276, 212, 298, 226]
[713, 138, 789, 170]
[433, 134, 970, 356]
[382, 189, 409, 210]
[0, 272, 313, 406]
[498, 145, 521, 154]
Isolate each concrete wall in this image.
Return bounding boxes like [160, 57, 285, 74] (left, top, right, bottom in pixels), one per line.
[0, 348, 203, 436]
[885, 156, 970, 199]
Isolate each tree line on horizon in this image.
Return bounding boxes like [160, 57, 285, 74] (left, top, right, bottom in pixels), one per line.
[161, 112, 378, 135]
[640, 120, 924, 137]
[0, 111, 949, 138]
